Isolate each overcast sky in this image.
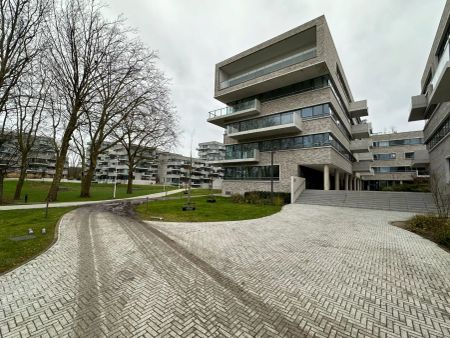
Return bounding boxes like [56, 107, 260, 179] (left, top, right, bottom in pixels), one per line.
[104, 0, 446, 157]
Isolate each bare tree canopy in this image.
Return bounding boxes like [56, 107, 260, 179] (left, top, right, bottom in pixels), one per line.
[43, 0, 127, 201]
[115, 96, 178, 194]
[79, 32, 162, 197]
[0, 0, 178, 203]
[0, 0, 48, 113]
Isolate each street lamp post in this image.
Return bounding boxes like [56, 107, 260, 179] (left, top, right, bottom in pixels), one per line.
[113, 159, 118, 199]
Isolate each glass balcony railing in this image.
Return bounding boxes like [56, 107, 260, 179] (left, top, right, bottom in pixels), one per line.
[219, 47, 317, 89]
[208, 98, 259, 119]
[225, 149, 258, 160]
[227, 111, 295, 134]
[430, 38, 450, 90]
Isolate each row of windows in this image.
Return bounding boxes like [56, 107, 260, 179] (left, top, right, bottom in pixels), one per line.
[427, 114, 450, 150]
[372, 152, 415, 160]
[225, 132, 354, 161]
[224, 165, 280, 181]
[372, 138, 423, 147]
[372, 166, 415, 173]
[226, 103, 352, 141]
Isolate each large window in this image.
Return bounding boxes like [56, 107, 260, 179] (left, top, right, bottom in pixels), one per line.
[224, 165, 279, 181]
[373, 153, 396, 160]
[227, 111, 294, 134]
[230, 76, 330, 106]
[427, 115, 450, 150]
[372, 166, 414, 173]
[373, 138, 423, 147]
[225, 132, 354, 161]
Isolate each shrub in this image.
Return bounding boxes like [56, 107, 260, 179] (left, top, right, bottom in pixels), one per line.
[406, 214, 450, 246]
[230, 193, 245, 204]
[381, 183, 430, 193]
[243, 191, 290, 205]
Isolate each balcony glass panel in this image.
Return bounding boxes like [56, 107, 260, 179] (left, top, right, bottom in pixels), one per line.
[208, 98, 258, 119]
[430, 39, 450, 89]
[226, 111, 295, 134]
[219, 47, 317, 89]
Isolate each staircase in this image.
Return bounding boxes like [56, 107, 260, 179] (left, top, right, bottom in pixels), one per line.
[296, 190, 436, 213]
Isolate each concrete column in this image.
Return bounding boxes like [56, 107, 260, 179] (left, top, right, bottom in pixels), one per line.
[353, 177, 357, 191]
[358, 179, 361, 191]
[335, 170, 340, 190]
[324, 164, 330, 191]
[344, 174, 349, 191]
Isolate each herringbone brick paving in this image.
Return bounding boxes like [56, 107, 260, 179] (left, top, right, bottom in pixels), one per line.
[1, 204, 450, 337]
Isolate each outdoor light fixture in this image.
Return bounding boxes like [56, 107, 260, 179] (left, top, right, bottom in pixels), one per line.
[28, 228, 34, 235]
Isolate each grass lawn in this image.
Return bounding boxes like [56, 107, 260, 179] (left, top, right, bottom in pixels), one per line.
[136, 196, 282, 222]
[0, 207, 74, 273]
[168, 188, 221, 198]
[2, 180, 177, 204]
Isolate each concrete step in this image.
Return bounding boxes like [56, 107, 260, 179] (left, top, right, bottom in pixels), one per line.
[296, 189, 436, 213]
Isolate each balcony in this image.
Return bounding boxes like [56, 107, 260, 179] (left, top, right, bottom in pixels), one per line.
[429, 38, 450, 105]
[215, 26, 327, 102]
[219, 48, 317, 90]
[207, 99, 261, 127]
[350, 139, 371, 153]
[411, 149, 430, 168]
[352, 161, 373, 175]
[408, 94, 428, 122]
[349, 100, 368, 118]
[355, 152, 373, 161]
[210, 149, 260, 164]
[351, 122, 371, 139]
[227, 112, 302, 141]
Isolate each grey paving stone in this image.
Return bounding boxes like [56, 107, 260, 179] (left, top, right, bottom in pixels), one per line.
[1, 205, 450, 337]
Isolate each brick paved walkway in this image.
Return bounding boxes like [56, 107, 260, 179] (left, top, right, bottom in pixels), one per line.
[1, 204, 450, 337]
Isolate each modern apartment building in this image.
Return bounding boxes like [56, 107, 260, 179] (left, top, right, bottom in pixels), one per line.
[409, 0, 450, 189]
[207, 16, 371, 195]
[197, 141, 225, 162]
[93, 144, 158, 184]
[0, 135, 67, 179]
[363, 131, 429, 190]
[158, 152, 223, 189]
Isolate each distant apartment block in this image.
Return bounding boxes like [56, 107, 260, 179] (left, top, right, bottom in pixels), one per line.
[197, 141, 225, 162]
[0, 135, 67, 178]
[92, 144, 158, 184]
[92, 145, 224, 188]
[364, 131, 429, 190]
[207, 16, 371, 195]
[158, 152, 223, 189]
[409, 0, 450, 188]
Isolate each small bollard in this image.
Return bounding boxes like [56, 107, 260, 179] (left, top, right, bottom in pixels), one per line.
[146, 197, 149, 212]
[41, 228, 46, 235]
[28, 228, 34, 235]
[24, 194, 28, 203]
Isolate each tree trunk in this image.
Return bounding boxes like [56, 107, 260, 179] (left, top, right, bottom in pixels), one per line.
[46, 130, 73, 202]
[127, 167, 133, 194]
[0, 171, 5, 204]
[13, 156, 28, 200]
[80, 153, 98, 198]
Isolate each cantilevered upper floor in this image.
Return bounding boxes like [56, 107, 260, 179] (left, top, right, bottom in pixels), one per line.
[409, 0, 450, 121]
[212, 16, 368, 118]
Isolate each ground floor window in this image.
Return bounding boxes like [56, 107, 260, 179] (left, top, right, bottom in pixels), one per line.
[224, 165, 279, 180]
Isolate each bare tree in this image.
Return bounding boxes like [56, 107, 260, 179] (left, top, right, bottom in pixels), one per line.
[79, 38, 158, 197]
[115, 99, 177, 194]
[43, 0, 124, 201]
[430, 171, 450, 218]
[0, 121, 19, 204]
[6, 61, 49, 199]
[0, 0, 49, 114]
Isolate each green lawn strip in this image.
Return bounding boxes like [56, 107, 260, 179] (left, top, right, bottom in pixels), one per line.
[136, 196, 281, 222]
[0, 207, 75, 274]
[2, 180, 176, 204]
[168, 188, 221, 198]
